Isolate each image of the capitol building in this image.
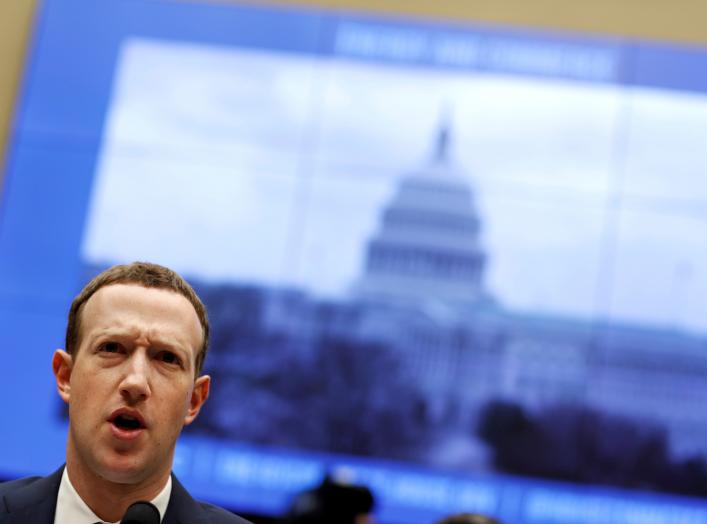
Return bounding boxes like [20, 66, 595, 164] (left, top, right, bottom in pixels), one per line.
[201, 118, 707, 469]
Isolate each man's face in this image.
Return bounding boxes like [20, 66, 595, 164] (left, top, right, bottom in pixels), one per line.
[53, 283, 210, 485]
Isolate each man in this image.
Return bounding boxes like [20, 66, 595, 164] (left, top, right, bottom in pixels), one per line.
[0, 262, 251, 523]
[287, 476, 375, 524]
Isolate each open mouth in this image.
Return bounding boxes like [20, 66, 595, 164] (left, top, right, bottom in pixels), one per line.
[110, 413, 146, 431]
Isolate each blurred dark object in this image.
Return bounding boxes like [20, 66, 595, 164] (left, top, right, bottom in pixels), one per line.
[437, 513, 501, 524]
[287, 476, 375, 524]
[478, 400, 707, 497]
[120, 501, 160, 524]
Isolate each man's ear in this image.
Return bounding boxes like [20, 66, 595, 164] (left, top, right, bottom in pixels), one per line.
[184, 375, 210, 426]
[53, 349, 73, 404]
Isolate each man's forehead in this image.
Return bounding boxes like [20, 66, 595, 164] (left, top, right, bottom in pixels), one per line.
[80, 283, 202, 339]
[84, 283, 192, 311]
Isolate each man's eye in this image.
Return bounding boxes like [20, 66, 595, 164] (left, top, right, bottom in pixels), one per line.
[159, 351, 181, 366]
[101, 342, 122, 353]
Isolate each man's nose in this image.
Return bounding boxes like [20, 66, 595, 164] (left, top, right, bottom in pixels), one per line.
[119, 351, 151, 403]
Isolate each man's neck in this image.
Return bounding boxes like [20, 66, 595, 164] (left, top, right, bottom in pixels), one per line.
[65, 452, 170, 522]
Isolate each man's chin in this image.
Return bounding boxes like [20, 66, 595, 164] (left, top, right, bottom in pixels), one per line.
[97, 455, 156, 485]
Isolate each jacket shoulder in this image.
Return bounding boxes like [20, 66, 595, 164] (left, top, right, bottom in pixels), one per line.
[0, 476, 44, 497]
[199, 501, 252, 523]
[167, 474, 252, 524]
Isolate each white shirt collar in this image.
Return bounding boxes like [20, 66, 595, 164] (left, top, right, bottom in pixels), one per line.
[54, 467, 172, 524]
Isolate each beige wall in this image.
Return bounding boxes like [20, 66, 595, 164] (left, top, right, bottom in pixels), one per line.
[266, 0, 707, 44]
[1, 0, 706, 187]
[0, 0, 37, 182]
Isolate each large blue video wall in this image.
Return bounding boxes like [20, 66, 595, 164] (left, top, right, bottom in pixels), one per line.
[2, 0, 707, 522]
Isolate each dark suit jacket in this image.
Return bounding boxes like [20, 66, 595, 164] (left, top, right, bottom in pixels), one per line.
[0, 466, 251, 523]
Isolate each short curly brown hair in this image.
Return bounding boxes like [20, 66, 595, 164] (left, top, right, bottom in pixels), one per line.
[65, 261, 209, 376]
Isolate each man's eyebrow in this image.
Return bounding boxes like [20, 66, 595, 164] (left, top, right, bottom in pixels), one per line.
[89, 327, 138, 340]
[151, 340, 190, 356]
